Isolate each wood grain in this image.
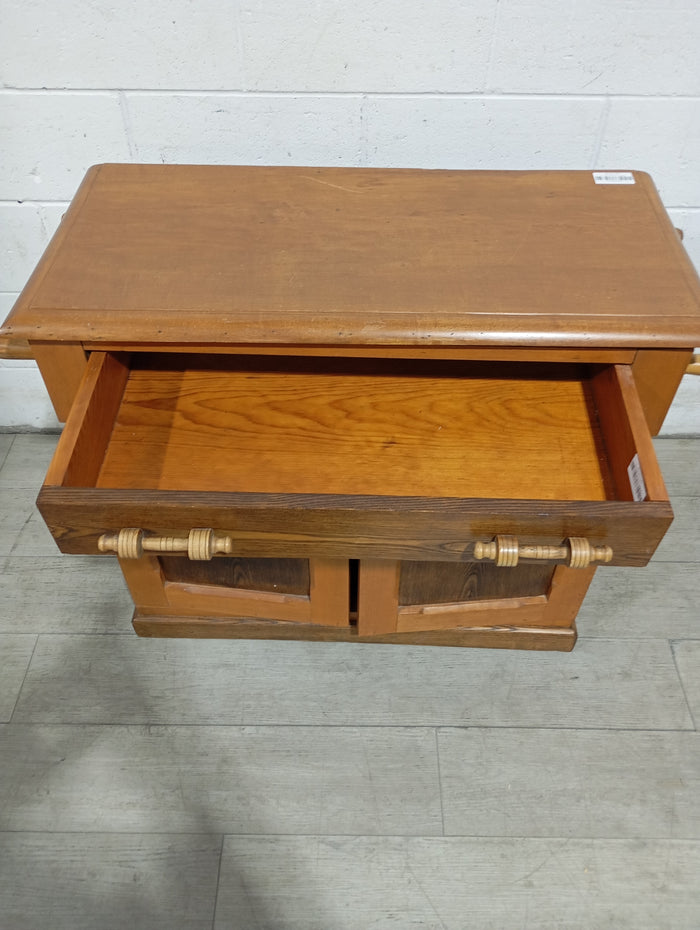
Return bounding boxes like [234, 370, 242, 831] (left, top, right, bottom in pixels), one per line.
[0, 332, 32, 360]
[96, 358, 610, 501]
[632, 347, 693, 434]
[398, 560, 554, 605]
[44, 351, 129, 488]
[375, 563, 592, 635]
[163, 580, 318, 624]
[308, 557, 351, 627]
[159, 555, 311, 595]
[395, 595, 550, 634]
[133, 614, 577, 650]
[121, 548, 350, 627]
[37, 486, 674, 566]
[119, 554, 170, 610]
[356, 560, 401, 636]
[30, 341, 88, 422]
[592, 363, 669, 504]
[81, 341, 637, 364]
[4, 165, 700, 348]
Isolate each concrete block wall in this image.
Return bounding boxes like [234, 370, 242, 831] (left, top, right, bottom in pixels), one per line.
[2, 0, 699, 430]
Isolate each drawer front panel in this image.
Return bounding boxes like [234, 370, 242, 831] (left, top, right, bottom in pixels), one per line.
[37, 489, 672, 567]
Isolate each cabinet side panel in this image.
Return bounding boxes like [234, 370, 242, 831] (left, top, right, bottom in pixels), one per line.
[632, 348, 693, 435]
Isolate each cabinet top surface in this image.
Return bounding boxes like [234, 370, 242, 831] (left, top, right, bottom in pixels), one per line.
[4, 164, 700, 348]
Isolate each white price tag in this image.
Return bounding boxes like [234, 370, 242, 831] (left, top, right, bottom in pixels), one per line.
[627, 453, 648, 502]
[593, 172, 635, 185]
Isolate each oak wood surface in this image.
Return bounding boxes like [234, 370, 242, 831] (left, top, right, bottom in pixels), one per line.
[38, 352, 673, 566]
[394, 594, 549, 633]
[398, 560, 555, 605]
[362, 562, 593, 636]
[43, 351, 129, 488]
[0, 333, 32, 360]
[164, 581, 317, 624]
[4, 165, 700, 349]
[591, 364, 669, 503]
[131, 613, 577, 650]
[631, 348, 693, 434]
[118, 554, 170, 610]
[356, 560, 401, 636]
[81, 342, 638, 364]
[95, 358, 610, 502]
[36, 487, 674, 566]
[159, 555, 310, 595]
[11, 165, 692, 650]
[30, 342, 88, 423]
[122, 549, 350, 628]
[308, 557, 350, 627]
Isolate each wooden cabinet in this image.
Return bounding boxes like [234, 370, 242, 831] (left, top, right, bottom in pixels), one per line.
[3, 165, 700, 650]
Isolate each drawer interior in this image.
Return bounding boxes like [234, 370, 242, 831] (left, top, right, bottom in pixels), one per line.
[49, 352, 665, 505]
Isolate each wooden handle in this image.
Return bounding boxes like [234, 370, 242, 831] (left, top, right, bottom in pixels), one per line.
[98, 527, 233, 560]
[473, 535, 613, 568]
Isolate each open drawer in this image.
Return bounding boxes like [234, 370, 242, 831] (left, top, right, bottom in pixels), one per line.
[38, 351, 672, 568]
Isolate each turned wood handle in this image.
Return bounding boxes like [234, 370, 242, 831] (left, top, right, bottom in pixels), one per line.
[98, 527, 233, 560]
[473, 535, 613, 568]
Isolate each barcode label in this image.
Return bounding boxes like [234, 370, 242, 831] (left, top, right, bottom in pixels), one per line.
[627, 454, 647, 502]
[593, 171, 635, 185]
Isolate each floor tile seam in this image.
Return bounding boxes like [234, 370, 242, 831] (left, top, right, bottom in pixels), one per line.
[0, 827, 446, 838]
[7, 634, 39, 724]
[211, 835, 225, 930]
[7, 511, 42, 558]
[204, 834, 700, 845]
[0, 828, 227, 838]
[670, 641, 699, 731]
[3, 721, 698, 733]
[0, 435, 15, 472]
[3, 829, 700, 844]
[576, 634, 700, 642]
[15, 632, 697, 640]
[24, 632, 136, 638]
[439, 831, 700, 841]
[433, 728, 446, 837]
[578, 635, 700, 641]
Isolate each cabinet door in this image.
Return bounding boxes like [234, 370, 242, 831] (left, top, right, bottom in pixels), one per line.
[121, 555, 350, 637]
[356, 559, 597, 651]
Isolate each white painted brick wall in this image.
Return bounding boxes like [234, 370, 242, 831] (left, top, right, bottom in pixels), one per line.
[1, 0, 699, 431]
[362, 96, 605, 168]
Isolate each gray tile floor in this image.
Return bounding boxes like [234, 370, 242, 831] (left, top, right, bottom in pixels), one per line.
[0, 433, 698, 929]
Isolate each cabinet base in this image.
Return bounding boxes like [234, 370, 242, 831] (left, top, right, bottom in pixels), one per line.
[132, 613, 577, 651]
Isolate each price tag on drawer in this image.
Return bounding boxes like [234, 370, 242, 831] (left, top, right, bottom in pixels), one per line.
[593, 171, 636, 184]
[627, 453, 648, 502]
